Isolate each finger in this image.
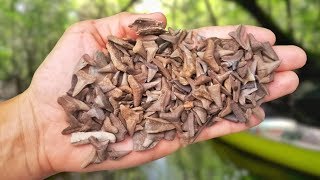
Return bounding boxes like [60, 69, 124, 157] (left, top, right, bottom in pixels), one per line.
[274, 45, 307, 71]
[194, 25, 276, 45]
[195, 107, 265, 142]
[264, 71, 299, 102]
[95, 12, 167, 40]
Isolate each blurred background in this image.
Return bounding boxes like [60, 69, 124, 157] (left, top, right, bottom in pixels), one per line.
[1, 0, 319, 179]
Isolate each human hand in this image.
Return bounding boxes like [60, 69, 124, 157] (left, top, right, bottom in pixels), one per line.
[4, 12, 306, 178]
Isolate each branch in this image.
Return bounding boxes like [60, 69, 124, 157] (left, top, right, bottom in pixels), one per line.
[204, 0, 218, 25]
[121, 0, 139, 12]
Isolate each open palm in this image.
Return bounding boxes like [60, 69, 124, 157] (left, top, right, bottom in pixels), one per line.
[25, 12, 306, 173]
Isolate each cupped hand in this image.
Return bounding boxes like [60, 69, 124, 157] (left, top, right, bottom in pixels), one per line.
[24, 12, 306, 175]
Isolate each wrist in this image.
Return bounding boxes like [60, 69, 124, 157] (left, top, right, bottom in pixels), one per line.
[0, 90, 54, 179]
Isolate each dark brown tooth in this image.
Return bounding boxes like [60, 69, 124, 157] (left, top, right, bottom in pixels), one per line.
[111, 71, 121, 86]
[237, 60, 248, 78]
[107, 149, 131, 160]
[145, 62, 159, 82]
[142, 132, 164, 149]
[107, 35, 134, 49]
[203, 38, 219, 72]
[143, 40, 158, 62]
[79, 113, 102, 132]
[208, 105, 220, 115]
[61, 114, 83, 135]
[230, 100, 247, 123]
[120, 105, 142, 136]
[74, 54, 96, 73]
[146, 90, 160, 103]
[57, 94, 90, 112]
[106, 87, 123, 99]
[133, 38, 147, 59]
[87, 106, 105, 124]
[142, 78, 161, 91]
[221, 49, 244, 62]
[109, 113, 127, 141]
[179, 44, 196, 78]
[257, 59, 280, 79]
[248, 33, 262, 51]
[128, 18, 166, 36]
[231, 76, 241, 103]
[102, 116, 118, 134]
[159, 34, 179, 44]
[216, 70, 232, 83]
[228, 25, 250, 50]
[159, 105, 184, 121]
[173, 91, 186, 101]
[219, 97, 232, 117]
[192, 85, 212, 101]
[258, 73, 275, 84]
[98, 76, 116, 93]
[220, 39, 240, 51]
[98, 63, 117, 73]
[141, 35, 159, 41]
[72, 70, 96, 97]
[133, 130, 147, 151]
[194, 75, 211, 86]
[145, 117, 176, 133]
[118, 72, 132, 94]
[132, 68, 147, 85]
[146, 90, 171, 112]
[170, 48, 183, 60]
[152, 56, 172, 80]
[184, 112, 195, 137]
[106, 42, 128, 72]
[195, 58, 206, 77]
[224, 114, 239, 123]
[128, 75, 144, 107]
[261, 42, 279, 60]
[94, 86, 113, 112]
[88, 137, 109, 161]
[207, 83, 223, 108]
[94, 51, 110, 66]
[239, 86, 258, 105]
[192, 106, 207, 124]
